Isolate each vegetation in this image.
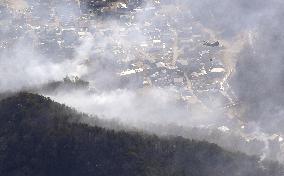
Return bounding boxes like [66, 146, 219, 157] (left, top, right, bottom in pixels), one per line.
[38, 76, 90, 93]
[0, 93, 282, 176]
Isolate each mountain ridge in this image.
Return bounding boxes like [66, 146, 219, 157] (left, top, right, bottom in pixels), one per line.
[0, 92, 283, 176]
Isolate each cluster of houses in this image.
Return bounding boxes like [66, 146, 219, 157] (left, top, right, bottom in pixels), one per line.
[0, 0, 234, 108]
[109, 0, 234, 108]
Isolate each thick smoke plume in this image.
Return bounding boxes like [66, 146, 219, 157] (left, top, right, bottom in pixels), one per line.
[1, 0, 284, 163]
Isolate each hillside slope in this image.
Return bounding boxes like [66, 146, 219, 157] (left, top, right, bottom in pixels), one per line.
[0, 93, 282, 176]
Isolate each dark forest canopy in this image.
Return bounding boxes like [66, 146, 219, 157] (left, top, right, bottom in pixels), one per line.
[0, 93, 283, 176]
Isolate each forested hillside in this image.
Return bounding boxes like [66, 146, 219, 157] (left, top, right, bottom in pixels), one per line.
[0, 93, 282, 176]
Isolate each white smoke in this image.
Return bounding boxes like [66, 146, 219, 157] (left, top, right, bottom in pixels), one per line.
[1, 0, 284, 163]
[0, 39, 88, 92]
[47, 87, 222, 126]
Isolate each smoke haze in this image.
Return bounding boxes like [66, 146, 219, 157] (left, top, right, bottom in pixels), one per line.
[1, 0, 284, 162]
